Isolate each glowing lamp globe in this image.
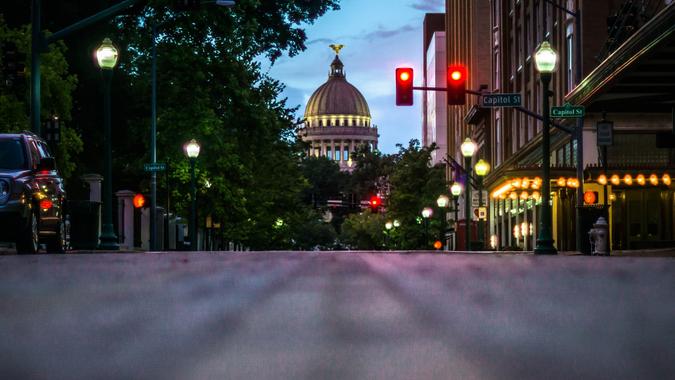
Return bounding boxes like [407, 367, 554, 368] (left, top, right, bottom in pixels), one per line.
[436, 194, 450, 208]
[385, 221, 393, 230]
[534, 41, 558, 74]
[96, 38, 119, 69]
[450, 182, 462, 197]
[184, 139, 201, 159]
[421, 207, 433, 219]
[474, 159, 490, 177]
[460, 138, 477, 158]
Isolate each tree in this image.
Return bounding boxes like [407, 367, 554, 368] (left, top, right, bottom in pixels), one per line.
[0, 18, 82, 179]
[340, 211, 384, 250]
[386, 140, 446, 249]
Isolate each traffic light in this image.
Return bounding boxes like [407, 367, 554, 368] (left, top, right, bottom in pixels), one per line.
[583, 191, 598, 205]
[395, 67, 413, 106]
[447, 65, 467, 105]
[133, 193, 146, 208]
[369, 195, 382, 212]
[44, 115, 60, 147]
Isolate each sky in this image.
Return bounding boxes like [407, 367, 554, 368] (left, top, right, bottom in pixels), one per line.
[262, 0, 445, 154]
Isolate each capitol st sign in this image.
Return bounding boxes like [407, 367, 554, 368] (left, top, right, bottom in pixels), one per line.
[481, 93, 522, 108]
[551, 103, 585, 118]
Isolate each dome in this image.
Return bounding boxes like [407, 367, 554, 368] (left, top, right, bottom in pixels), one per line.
[304, 56, 371, 119]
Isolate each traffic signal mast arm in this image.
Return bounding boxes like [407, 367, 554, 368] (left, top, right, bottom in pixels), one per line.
[443, 156, 480, 188]
[411, 86, 574, 135]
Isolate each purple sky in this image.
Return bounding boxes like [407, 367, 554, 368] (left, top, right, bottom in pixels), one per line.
[263, 0, 445, 154]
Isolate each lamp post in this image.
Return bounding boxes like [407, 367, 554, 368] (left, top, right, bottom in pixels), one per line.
[534, 41, 558, 255]
[384, 221, 393, 249]
[450, 182, 462, 250]
[95, 38, 119, 250]
[436, 194, 449, 250]
[474, 159, 490, 250]
[460, 138, 477, 251]
[184, 139, 200, 251]
[421, 207, 433, 248]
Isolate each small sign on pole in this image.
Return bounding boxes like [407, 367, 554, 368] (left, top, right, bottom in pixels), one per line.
[551, 103, 585, 118]
[596, 120, 614, 146]
[144, 162, 167, 172]
[481, 93, 522, 108]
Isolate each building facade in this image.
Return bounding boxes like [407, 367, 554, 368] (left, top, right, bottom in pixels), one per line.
[422, 14, 447, 165]
[300, 47, 379, 171]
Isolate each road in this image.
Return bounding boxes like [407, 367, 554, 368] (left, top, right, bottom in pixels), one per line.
[0, 251, 673, 379]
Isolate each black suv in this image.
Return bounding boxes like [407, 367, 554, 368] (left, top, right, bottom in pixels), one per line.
[0, 132, 68, 254]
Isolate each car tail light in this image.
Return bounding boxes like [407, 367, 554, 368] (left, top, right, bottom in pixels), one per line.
[40, 199, 53, 210]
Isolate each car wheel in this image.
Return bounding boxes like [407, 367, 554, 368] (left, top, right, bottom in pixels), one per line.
[16, 211, 39, 254]
[46, 217, 66, 254]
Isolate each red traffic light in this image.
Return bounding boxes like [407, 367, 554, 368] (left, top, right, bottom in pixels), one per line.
[369, 195, 382, 207]
[447, 65, 467, 105]
[133, 193, 146, 209]
[395, 67, 414, 106]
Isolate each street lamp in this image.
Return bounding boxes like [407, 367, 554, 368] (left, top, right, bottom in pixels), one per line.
[184, 139, 201, 251]
[450, 182, 462, 250]
[95, 37, 119, 250]
[436, 195, 450, 250]
[421, 207, 433, 248]
[534, 41, 558, 255]
[474, 159, 490, 249]
[461, 137, 477, 251]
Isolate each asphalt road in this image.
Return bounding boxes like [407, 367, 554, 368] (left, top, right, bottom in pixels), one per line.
[0, 251, 673, 380]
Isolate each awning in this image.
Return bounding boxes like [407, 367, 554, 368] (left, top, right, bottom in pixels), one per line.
[566, 4, 675, 113]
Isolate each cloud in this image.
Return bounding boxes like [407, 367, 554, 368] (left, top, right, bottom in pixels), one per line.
[362, 24, 417, 40]
[410, 0, 444, 12]
[306, 38, 334, 45]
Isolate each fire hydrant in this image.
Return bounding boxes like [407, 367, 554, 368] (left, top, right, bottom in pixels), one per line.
[588, 217, 609, 256]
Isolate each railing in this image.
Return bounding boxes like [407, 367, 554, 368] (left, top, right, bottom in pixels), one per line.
[596, 0, 666, 61]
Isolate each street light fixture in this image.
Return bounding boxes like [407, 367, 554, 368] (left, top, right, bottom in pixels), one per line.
[534, 41, 558, 255]
[450, 182, 462, 250]
[95, 37, 119, 251]
[461, 137, 477, 251]
[474, 159, 490, 249]
[184, 139, 201, 250]
[422, 207, 433, 248]
[436, 194, 450, 251]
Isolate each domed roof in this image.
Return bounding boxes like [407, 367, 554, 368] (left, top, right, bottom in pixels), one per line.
[304, 55, 371, 119]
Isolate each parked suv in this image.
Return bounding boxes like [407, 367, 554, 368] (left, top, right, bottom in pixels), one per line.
[0, 132, 68, 253]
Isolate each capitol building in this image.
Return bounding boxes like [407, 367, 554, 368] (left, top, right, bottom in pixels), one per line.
[300, 45, 379, 171]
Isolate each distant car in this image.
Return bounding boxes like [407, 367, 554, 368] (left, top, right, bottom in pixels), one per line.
[0, 132, 68, 254]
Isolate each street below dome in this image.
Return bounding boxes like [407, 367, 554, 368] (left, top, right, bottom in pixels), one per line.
[0, 251, 673, 379]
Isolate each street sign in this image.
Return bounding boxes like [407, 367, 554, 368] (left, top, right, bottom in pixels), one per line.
[596, 120, 614, 146]
[551, 103, 585, 118]
[481, 93, 522, 108]
[478, 207, 487, 220]
[144, 162, 166, 172]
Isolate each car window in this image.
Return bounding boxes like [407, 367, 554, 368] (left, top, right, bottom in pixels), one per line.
[28, 139, 40, 169]
[37, 141, 52, 158]
[0, 139, 28, 170]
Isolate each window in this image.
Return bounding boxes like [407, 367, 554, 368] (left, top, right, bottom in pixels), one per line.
[314, 148, 320, 157]
[334, 147, 340, 161]
[495, 117, 502, 167]
[343, 148, 349, 161]
[566, 31, 574, 92]
[0, 139, 28, 170]
[326, 147, 332, 160]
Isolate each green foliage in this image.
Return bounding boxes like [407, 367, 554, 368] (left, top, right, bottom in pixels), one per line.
[340, 211, 385, 250]
[0, 18, 82, 179]
[385, 140, 447, 250]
